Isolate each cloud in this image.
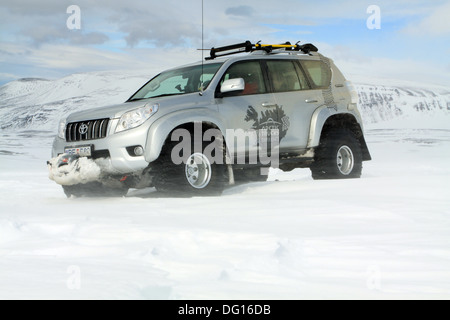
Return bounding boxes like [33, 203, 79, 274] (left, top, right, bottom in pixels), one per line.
[19, 44, 153, 70]
[225, 6, 254, 17]
[329, 45, 450, 87]
[1, 5, 109, 47]
[0, 1, 394, 48]
[1, 0, 449, 87]
[0, 42, 32, 58]
[103, 3, 203, 47]
[119, 17, 200, 47]
[0, 72, 19, 82]
[20, 23, 109, 46]
[401, 2, 450, 36]
[3, 0, 67, 16]
[69, 32, 109, 45]
[0, 41, 201, 82]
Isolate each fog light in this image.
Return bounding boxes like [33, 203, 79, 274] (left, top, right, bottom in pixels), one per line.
[134, 146, 144, 156]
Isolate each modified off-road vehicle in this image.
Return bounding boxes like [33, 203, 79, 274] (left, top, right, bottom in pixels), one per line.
[48, 41, 371, 197]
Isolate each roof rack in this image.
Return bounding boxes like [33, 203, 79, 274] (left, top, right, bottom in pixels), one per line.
[205, 41, 318, 60]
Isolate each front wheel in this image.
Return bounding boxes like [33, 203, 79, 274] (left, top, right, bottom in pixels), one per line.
[153, 138, 227, 196]
[311, 129, 363, 180]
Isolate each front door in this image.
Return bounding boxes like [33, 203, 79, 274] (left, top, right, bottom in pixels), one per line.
[216, 60, 277, 163]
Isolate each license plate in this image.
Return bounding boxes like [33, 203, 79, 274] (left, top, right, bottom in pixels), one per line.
[64, 146, 92, 157]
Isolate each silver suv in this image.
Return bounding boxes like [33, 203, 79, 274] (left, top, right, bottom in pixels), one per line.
[48, 41, 371, 197]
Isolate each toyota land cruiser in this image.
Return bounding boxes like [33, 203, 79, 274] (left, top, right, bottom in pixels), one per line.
[48, 41, 371, 197]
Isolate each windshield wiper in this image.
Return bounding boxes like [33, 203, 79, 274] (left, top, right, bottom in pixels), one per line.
[129, 93, 183, 102]
[150, 93, 183, 99]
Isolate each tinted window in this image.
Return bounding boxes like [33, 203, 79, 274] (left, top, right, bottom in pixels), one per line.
[266, 60, 309, 92]
[221, 61, 267, 95]
[301, 60, 332, 89]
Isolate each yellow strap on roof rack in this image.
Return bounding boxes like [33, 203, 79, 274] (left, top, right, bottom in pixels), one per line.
[205, 41, 318, 60]
[255, 44, 300, 49]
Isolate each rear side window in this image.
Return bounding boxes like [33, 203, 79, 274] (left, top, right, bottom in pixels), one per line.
[301, 60, 332, 89]
[266, 60, 309, 93]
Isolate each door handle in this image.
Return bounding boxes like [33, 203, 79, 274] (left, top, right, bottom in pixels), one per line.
[305, 99, 318, 104]
[262, 102, 278, 108]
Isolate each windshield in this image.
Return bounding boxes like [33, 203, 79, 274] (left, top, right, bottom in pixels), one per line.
[129, 63, 223, 101]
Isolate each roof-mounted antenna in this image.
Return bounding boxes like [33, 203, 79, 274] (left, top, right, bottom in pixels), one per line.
[200, 0, 204, 96]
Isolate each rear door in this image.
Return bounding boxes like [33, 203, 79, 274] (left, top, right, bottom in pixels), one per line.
[264, 59, 327, 153]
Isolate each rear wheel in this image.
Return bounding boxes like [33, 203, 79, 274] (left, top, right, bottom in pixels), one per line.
[311, 129, 363, 180]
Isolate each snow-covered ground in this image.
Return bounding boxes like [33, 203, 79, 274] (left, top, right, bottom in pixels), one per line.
[1, 127, 450, 299]
[1, 72, 450, 299]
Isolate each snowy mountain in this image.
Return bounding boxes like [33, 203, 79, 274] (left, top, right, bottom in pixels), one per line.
[0, 71, 449, 132]
[0, 72, 149, 132]
[356, 83, 450, 128]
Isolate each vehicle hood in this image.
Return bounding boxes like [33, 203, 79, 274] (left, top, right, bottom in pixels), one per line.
[66, 100, 147, 122]
[65, 93, 210, 123]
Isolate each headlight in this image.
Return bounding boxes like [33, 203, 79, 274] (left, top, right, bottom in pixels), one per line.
[58, 118, 66, 139]
[115, 103, 159, 133]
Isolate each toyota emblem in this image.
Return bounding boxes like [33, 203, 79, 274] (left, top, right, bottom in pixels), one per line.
[79, 124, 89, 135]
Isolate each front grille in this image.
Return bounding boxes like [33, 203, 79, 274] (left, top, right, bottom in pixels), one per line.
[65, 118, 110, 142]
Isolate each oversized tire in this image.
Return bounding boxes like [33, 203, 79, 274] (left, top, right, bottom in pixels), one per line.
[62, 182, 129, 198]
[311, 129, 363, 180]
[152, 134, 227, 196]
[233, 167, 269, 184]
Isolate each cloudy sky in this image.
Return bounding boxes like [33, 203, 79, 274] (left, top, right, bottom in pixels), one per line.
[0, 0, 449, 86]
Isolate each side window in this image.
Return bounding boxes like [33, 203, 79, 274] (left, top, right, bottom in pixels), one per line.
[301, 60, 332, 89]
[266, 60, 309, 93]
[221, 61, 267, 95]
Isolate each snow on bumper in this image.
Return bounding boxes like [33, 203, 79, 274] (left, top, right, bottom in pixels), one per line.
[47, 154, 115, 186]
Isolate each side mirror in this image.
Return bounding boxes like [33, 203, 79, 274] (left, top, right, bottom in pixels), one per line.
[220, 78, 245, 94]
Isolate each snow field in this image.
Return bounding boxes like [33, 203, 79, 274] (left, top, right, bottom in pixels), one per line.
[1, 128, 450, 299]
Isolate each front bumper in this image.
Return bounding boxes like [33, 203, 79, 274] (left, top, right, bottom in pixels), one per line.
[51, 120, 151, 174]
